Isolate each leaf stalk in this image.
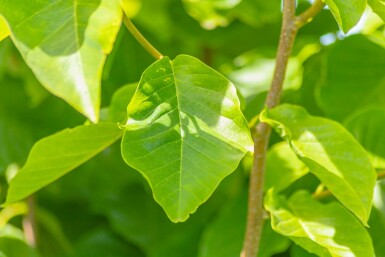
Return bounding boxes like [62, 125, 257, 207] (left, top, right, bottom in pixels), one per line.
[123, 16, 163, 60]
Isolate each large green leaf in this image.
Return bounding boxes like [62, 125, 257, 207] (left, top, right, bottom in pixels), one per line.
[317, 35, 385, 120]
[0, 0, 122, 122]
[261, 104, 376, 224]
[345, 108, 385, 169]
[5, 123, 123, 204]
[265, 190, 375, 257]
[0, 16, 9, 42]
[324, 0, 366, 33]
[121, 54, 253, 222]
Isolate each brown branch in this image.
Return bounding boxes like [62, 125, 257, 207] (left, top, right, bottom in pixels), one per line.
[23, 196, 37, 248]
[241, 1, 297, 257]
[241, 0, 325, 256]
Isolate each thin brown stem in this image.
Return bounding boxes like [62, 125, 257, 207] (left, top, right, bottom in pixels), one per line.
[241, 1, 297, 257]
[296, 0, 326, 28]
[23, 196, 37, 248]
[123, 16, 163, 60]
[241, 0, 325, 256]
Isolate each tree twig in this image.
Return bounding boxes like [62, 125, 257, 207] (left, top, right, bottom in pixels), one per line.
[23, 196, 37, 247]
[241, 0, 325, 256]
[123, 16, 163, 60]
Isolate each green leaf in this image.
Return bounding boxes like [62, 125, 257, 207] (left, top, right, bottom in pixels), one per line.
[107, 83, 137, 123]
[368, 0, 385, 21]
[265, 190, 375, 257]
[261, 104, 376, 224]
[0, 0, 122, 122]
[345, 108, 385, 169]
[317, 35, 385, 120]
[324, 0, 366, 33]
[0, 16, 9, 42]
[198, 191, 290, 257]
[0, 224, 41, 257]
[265, 142, 308, 192]
[121, 54, 253, 222]
[5, 123, 123, 204]
[182, 0, 241, 29]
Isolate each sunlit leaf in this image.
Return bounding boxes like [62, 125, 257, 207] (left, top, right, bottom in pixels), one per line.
[324, 0, 366, 33]
[121, 54, 253, 222]
[0, 0, 122, 122]
[368, 0, 385, 21]
[5, 123, 123, 204]
[261, 104, 376, 224]
[265, 190, 375, 257]
[0, 16, 9, 42]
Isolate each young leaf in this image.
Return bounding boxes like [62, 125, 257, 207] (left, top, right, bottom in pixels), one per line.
[265, 190, 375, 257]
[261, 104, 376, 224]
[345, 108, 385, 169]
[0, 16, 9, 42]
[368, 0, 385, 21]
[324, 0, 366, 33]
[0, 0, 122, 122]
[121, 54, 253, 222]
[5, 123, 123, 204]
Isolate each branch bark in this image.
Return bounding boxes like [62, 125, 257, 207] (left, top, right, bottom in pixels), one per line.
[241, 1, 325, 256]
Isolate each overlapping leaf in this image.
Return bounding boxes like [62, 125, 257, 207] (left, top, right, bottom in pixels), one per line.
[345, 108, 385, 169]
[324, 0, 366, 33]
[261, 104, 376, 224]
[121, 54, 253, 222]
[5, 123, 123, 204]
[368, 0, 385, 21]
[265, 190, 375, 257]
[0, 0, 122, 122]
[265, 142, 308, 192]
[317, 35, 385, 120]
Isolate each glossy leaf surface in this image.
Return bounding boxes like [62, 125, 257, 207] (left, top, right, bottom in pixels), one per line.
[324, 0, 366, 33]
[0, 0, 122, 122]
[5, 123, 123, 204]
[261, 104, 376, 224]
[265, 190, 375, 257]
[121, 54, 253, 222]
